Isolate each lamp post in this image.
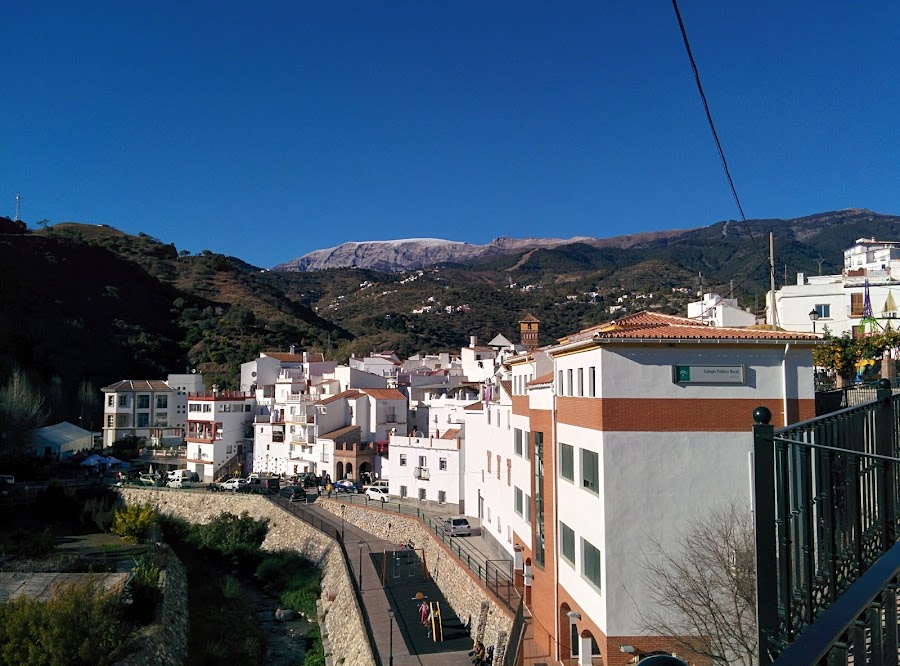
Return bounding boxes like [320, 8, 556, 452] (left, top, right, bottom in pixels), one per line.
[388, 608, 394, 666]
[809, 308, 821, 333]
[341, 504, 346, 541]
[358, 540, 364, 589]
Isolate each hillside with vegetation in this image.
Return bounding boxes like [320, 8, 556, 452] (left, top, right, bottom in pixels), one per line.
[2, 209, 899, 435]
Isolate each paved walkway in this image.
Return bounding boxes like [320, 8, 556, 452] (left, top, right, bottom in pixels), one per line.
[281, 497, 489, 666]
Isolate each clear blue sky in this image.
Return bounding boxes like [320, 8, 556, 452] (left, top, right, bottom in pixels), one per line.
[3, 2, 898, 268]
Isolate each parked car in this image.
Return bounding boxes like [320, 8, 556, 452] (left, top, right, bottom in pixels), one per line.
[443, 516, 475, 536]
[334, 479, 363, 494]
[363, 479, 389, 491]
[139, 473, 162, 486]
[279, 485, 306, 502]
[365, 486, 390, 502]
[0, 474, 15, 486]
[166, 477, 192, 489]
[220, 478, 249, 492]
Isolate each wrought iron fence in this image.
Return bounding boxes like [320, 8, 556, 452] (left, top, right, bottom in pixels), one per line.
[503, 598, 526, 666]
[753, 380, 900, 665]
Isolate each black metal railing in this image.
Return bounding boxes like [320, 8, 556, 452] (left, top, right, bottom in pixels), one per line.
[753, 379, 900, 665]
[503, 594, 526, 666]
[268, 496, 383, 666]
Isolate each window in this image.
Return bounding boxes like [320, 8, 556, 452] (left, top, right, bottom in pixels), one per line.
[439, 458, 447, 471]
[189, 404, 202, 413]
[137, 413, 149, 427]
[534, 431, 545, 567]
[418, 455, 427, 467]
[525, 494, 532, 524]
[851, 292, 864, 317]
[386, 405, 396, 422]
[137, 395, 150, 409]
[496, 455, 501, 480]
[560, 522, 575, 565]
[156, 395, 168, 409]
[567, 369, 573, 396]
[514, 428, 523, 456]
[418, 488, 426, 501]
[507, 459, 512, 486]
[400, 454, 407, 467]
[107, 395, 114, 407]
[524, 432, 531, 460]
[577, 368, 584, 396]
[203, 404, 212, 413]
[560, 443, 574, 482]
[438, 490, 446, 503]
[107, 415, 114, 427]
[349, 406, 354, 421]
[814, 304, 831, 319]
[400, 485, 408, 498]
[582, 538, 602, 590]
[582, 449, 599, 493]
[487, 451, 492, 473]
[118, 395, 129, 408]
[514, 487, 523, 515]
[115, 414, 128, 427]
[558, 370, 563, 393]
[589, 367, 596, 397]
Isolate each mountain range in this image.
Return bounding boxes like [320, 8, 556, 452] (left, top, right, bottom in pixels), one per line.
[2, 208, 900, 428]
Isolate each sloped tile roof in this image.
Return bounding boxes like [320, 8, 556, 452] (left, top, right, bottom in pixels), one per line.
[358, 388, 408, 401]
[441, 428, 462, 439]
[558, 311, 819, 343]
[263, 352, 325, 362]
[499, 380, 512, 397]
[318, 424, 361, 440]
[102, 380, 172, 392]
[317, 390, 362, 405]
[464, 400, 484, 411]
[519, 314, 540, 323]
[527, 373, 554, 387]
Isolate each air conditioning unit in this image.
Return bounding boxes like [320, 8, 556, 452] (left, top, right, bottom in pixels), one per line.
[414, 467, 430, 480]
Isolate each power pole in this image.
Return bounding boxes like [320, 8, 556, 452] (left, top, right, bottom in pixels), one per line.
[14, 192, 20, 221]
[769, 232, 777, 326]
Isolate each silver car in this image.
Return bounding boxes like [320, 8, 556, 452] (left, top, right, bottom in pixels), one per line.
[444, 516, 474, 536]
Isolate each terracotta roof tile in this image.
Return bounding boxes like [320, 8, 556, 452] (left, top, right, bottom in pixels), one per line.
[441, 428, 462, 439]
[318, 425, 361, 440]
[557, 311, 819, 344]
[527, 373, 554, 387]
[464, 400, 484, 411]
[317, 390, 361, 405]
[102, 380, 172, 392]
[499, 380, 512, 397]
[358, 388, 407, 401]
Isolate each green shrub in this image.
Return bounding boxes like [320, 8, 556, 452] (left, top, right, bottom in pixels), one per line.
[303, 627, 325, 666]
[111, 503, 158, 543]
[129, 553, 161, 625]
[188, 511, 268, 554]
[81, 493, 119, 532]
[280, 589, 317, 618]
[220, 575, 243, 600]
[0, 577, 126, 665]
[7, 527, 56, 559]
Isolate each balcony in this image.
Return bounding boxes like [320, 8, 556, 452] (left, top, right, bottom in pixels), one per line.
[286, 413, 314, 424]
[414, 467, 430, 480]
[752, 381, 900, 665]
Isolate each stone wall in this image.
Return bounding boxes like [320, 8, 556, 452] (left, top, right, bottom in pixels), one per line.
[317, 499, 515, 661]
[116, 489, 375, 666]
[115, 544, 188, 666]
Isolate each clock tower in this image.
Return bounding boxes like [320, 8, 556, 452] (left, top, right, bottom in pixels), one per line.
[519, 314, 540, 353]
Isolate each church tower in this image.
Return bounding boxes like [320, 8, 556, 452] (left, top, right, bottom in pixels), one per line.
[519, 314, 540, 353]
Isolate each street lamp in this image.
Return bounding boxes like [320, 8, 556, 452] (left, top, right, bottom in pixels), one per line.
[388, 608, 394, 666]
[809, 308, 821, 333]
[358, 540, 364, 589]
[341, 504, 346, 541]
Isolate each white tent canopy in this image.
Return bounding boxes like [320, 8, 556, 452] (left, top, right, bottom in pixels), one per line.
[32, 422, 93, 460]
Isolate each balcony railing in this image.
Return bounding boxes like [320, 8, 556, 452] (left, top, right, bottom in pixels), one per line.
[753, 380, 900, 665]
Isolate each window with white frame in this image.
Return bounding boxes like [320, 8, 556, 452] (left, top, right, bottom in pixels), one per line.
[589, 367, 596, 397]
[577, 368, 584, 396]
[156, 395, 168, 409]
[418, 455, 426, 467]
[567, 369, 573, 396]
[514, 487, 523, 515]
[438, 490, 446, 503]
[137, 395, 150, 409]
[107, 395, 114, 407]
[400, 454, 407, 466]
[815, 304, 831, 319]
[525, 494, 531, 524]
[118, 395, 129, 408]
[418, 488, 426, 501]
[400, 485, 408, 498]
[439, 458, 447, 471]
[514, 428, 523, 456]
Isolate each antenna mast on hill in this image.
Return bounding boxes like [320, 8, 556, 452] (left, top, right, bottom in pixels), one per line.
[14, 192, 20, 221]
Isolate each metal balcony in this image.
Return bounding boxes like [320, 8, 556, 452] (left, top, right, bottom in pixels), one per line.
[413, 467, 430, 480]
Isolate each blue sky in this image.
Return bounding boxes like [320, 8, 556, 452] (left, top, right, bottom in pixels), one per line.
[3, 2, 898, 268]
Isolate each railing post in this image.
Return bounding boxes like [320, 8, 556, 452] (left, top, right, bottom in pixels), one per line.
[754, 406, 777, 666]
[876, 379, 896, 549]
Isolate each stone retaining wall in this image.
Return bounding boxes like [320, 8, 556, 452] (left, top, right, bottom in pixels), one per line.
[114, 543, 188, 666]
[317, 499, 515, 661]
[117, 489, 374, 666]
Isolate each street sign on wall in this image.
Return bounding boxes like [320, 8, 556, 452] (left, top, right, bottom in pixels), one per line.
[673, 365, 744, 384]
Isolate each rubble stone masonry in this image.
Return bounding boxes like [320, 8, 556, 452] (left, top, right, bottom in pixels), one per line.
[116, 488, 375, 666]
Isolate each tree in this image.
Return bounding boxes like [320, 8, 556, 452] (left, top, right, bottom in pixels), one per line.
[77, 378, 99, 432]
[0, 368, 47, 456]
[637, 501, 757, 666]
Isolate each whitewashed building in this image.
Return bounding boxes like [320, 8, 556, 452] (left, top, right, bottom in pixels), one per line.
[687, 292, 756, 327]
[388, 430, 464, 508]
[185, 389, 255, 481]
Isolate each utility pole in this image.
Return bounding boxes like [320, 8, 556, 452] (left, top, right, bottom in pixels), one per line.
[14, 192, 20, 221]
[769, 232, 777, 327]
[816, 257, 826, 276]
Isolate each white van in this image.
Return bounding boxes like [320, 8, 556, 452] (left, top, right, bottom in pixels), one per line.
[167, 469, 193, 482]
[167, 477, 192, 489]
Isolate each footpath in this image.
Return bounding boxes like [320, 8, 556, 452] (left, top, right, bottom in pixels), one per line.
[289, 495, 511, 666]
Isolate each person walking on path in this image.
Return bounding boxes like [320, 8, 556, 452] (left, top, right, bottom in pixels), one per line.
[326, 482, 333, 498]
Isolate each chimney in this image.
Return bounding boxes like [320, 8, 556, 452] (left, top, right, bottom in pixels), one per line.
[797, 272, 806, 286]
[212, 384, 219, 396]
[303, 351, 308, 363]
[470, 336, 477, 348]
[289, 344, 296, 355]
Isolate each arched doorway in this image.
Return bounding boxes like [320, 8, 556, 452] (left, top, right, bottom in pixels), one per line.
[336, 462, 344, 480]
[345, 462, 353, 479]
